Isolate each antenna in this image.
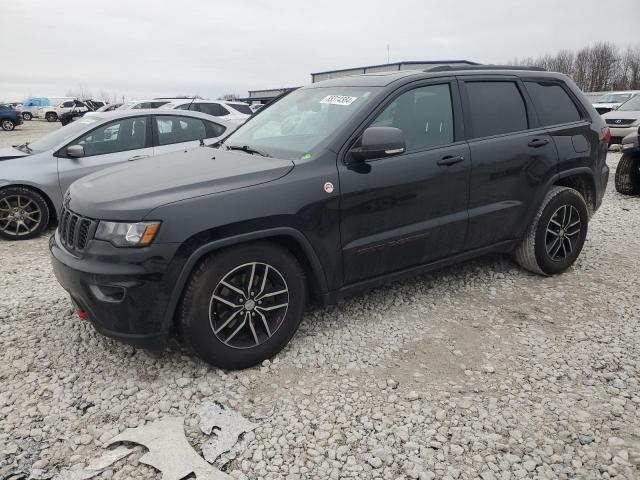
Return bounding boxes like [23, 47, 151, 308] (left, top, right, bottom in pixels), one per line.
[187, 95, 197, 110]
[387, 44, 390, 64]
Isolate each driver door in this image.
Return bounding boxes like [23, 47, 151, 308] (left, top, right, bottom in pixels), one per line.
[57, 116, 153, 196]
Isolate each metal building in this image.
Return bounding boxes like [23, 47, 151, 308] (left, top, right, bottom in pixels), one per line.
[310, 60, 479, 83]
[243, 60, 480, 104]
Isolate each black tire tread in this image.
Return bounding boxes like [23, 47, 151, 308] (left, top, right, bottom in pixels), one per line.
[614, 154, 640, 196]
[513, 186, 582, 276]
[0, 186, 51, 240]
[178, 241, 306, 369]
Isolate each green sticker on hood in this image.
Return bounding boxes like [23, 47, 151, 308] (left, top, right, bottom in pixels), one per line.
[300, 153, 312, 161]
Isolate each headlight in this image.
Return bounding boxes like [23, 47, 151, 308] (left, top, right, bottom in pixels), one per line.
[94, 221, 161, 247]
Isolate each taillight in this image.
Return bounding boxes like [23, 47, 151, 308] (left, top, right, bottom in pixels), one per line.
[602, 127, 611, 144]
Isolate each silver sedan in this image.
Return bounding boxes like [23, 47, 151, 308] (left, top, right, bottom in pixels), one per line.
[0, 110, 234, 240]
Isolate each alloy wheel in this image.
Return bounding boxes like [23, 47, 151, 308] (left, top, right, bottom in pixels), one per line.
[2, 120, 14, 131]
[545, 204, 581, 262]
[208, 262, 289, 349]
[0, 195, 43, 237]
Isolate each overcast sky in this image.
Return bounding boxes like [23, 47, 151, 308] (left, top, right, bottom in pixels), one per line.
[2, 0, 639, 102]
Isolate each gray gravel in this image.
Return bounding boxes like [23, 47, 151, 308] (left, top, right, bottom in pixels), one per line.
[1, 123, 639, 479]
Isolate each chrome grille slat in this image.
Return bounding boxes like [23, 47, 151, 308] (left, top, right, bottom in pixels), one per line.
[58, 207, 96, 254]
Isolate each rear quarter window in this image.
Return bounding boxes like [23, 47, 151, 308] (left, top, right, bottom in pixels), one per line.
[228, 103, 252, 115]
[465, 81, 528, 138]
[525, 81, 582, 126]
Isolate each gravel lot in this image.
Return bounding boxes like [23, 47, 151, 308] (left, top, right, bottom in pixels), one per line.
[1, 121, 639, 479]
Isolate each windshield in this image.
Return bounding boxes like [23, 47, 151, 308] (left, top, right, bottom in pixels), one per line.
[26, 117, 100, 152]
[618, 95, 640, 111]
[597, 93, 633, 104]
[224, 87, 381, 159]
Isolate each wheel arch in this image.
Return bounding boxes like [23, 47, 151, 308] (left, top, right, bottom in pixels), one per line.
[0, 183, 58, 224]
[552, 169, 597, 216]
[162, 227, 329, 332]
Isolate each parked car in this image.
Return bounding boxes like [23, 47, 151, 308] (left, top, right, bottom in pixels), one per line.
[49, 66, 609, 369]
[601, 95, 640, 144]
[0, 104, 23, 131]
[162, 100, 252, 125]
[0, 110, 234, 240]
[21, 97, 74, 121]
[95, 104, 122, 112]
[58, 100, 106, 125]
[37, 99, 88, 122]
[615, 128, 640, 195]
[116, 100, 171, 110]
[592, 91, 640, 115]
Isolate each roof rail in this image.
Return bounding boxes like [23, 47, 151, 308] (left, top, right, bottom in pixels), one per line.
[426, 65, 546, 72]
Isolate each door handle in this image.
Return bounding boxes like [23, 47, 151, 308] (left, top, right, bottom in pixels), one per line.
[127, 155, 149, 161]
[437, 155, 465, 166]
[528, 138, 549, 148]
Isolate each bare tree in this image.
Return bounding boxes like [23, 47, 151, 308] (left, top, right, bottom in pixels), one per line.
[506, 42, 640, 92]
[217, 93, 240, 101]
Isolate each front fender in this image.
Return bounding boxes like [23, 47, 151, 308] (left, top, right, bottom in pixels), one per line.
[160, 227, 328, 332]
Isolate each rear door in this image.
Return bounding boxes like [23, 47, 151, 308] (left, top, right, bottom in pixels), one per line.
[459, 77, 558, 250]
[57, 116, 153, 195]
[339, 79, 471, 284]
[152, 114, 227, 155]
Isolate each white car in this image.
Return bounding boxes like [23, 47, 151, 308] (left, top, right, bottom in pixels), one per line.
[116, 100, 173, 111]
[161, 100, 252, 125]
[593, 91, 640, 115]
[0, 109, 235, 239]
[602, 95, 640, 143]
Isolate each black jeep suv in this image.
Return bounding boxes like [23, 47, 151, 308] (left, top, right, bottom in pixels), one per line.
[50, 66, 610, 369]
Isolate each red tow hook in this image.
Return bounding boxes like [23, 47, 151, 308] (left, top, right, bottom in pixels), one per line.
[77, 308, 89, 320]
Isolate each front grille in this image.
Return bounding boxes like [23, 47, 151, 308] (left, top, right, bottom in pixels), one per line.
[58, 207, 97, 253]
[605, 118, 636, 126]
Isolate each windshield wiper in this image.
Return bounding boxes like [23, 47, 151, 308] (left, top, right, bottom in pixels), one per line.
[227, 144, 271, 158]
[15, 142, 32, 153]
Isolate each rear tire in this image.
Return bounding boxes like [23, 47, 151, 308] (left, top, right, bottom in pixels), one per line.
[0, 187, 50, 240]
[45, 112, 58, 122]
[22, 112, 33, 121]
[1, 119, 15, 131]
[179, 242, 307, 369]
[513, 186, 588, 276]
[615, 153, 640, 196]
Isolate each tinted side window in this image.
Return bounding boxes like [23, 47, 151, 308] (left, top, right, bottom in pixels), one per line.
[228, 103, 252, 115]
[151, 101, 169, 108]
[205, 120, 226, 137]
[466, 81, 528, 138]
[75, 117, 148, 156]
[176, 103, 191, 110]
[370, 83, 454, 152]
[156, 115, 206, 145]
[525, 81, 582, 126]
[61, 101, 74, 108]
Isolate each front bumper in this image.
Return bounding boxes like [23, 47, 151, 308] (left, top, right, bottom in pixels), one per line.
[609, 125, 639, 143]
[49, 231, 182, 350]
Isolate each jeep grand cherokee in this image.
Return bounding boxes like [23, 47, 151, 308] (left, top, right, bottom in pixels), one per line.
[50, 66, 610, 369]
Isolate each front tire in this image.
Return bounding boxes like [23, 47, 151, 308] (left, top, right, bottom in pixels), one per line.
[179, 242, 307, 369]
[0, 187, 50, 240]
[45, 112, 58, 122]
[1, 119, 15, 131]
[513, 186, 588, 276]
[22, 112, 33, 121]
[615, 153, 640, 196]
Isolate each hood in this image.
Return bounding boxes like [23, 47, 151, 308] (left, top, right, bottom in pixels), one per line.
[602, 110, 640, 120]
[593, 102, 622, 109]
[69, 147, 294, 220]
[0, 146, 30, 161]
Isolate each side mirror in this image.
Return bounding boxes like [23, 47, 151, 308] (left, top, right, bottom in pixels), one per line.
[66, 145, 85, 158]
[349, 126, 406, 162]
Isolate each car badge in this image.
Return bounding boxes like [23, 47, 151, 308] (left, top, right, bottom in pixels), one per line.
[324, 182, 334, 193]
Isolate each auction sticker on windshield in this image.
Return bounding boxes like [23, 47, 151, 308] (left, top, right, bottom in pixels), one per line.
[320, 95, 358, 106]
